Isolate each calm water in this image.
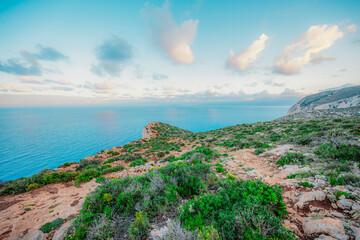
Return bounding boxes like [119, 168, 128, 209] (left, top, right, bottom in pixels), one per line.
[0, 106, 288, 180]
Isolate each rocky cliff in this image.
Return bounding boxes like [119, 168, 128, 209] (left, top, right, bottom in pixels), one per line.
[287, 85, 360, 115]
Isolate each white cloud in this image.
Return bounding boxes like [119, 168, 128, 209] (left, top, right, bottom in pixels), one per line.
[275, 24, 345, 75]
[142, 1, 198, 64]
[226, 34, 269, 72]
[346, 24, 357, 33]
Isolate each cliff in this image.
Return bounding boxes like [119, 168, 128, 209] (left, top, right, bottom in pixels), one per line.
[287, 85, 360, 115]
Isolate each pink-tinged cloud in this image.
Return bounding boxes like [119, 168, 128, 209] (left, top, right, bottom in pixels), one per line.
[275, 24, 345, 75]
[226, 34, 269, 72]
[142, 1, 198, 64]
[1, 84, 31, 93]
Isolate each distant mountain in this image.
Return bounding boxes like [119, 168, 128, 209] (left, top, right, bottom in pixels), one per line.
[287, 85, 360, 115]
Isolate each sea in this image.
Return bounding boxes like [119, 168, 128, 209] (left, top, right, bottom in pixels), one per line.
[0, 106, 288, 180]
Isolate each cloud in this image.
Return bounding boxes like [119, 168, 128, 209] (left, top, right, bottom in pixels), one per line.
[32, 44, 68, 61]
[226, 34, 269, 72]
[142, 1, 198, 64]
[275, 24, 345, 75]
[19, 76, 42, 84]
[263, 79, 285, 87]
[0, 84, 31, 93]
[51, 86, 74, 91]
[152, 72, 168, 81]
[346, 24, 357, 33]
[89, 82, 115, 94]
[91, 36, 133, 77]
[0, 58, 42, 76]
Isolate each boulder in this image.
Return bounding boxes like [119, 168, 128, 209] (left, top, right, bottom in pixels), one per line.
[302, 217, 348, 240]
[315, 235, 338, 240]
[295, 191, 326, 209]
[337, 199, 353, 210]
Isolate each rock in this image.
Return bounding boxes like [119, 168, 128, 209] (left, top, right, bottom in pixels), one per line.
[339, 195, 346, 200]
[284, 220, 301, 235]
[302, 217, 348, 240]
[330, 211, 345, 219]
[52, 219, 74, 240]
[315, 235, 338, 240]
[337, 199, 353, 210]
[352, 203, 360, 211]
[353, 226, 360, 240]
[26, 230, 45, 240]
[295, 191, 326, 209]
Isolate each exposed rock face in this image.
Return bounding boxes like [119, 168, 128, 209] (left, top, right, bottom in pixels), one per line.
[287, 85, 360, 115]
[302, 217, 348, 240]
[142, 122, 160, 139]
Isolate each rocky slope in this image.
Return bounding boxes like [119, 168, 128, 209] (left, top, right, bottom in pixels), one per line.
[287, 85, 360, 115]
[0, 119, 360, 240]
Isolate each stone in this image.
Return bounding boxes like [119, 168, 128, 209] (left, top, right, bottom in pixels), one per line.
[302, 217, 348, 240]
[330, 211, 345, 219]
[337, 199, 353, 210]
[295, 191, 327, 209]
[352, 226, 360, 240]
[284, 220, 301, 235]
[27, 230, 44, 240]
[352, 203, 360, 211]
[315, 235, 338, 240]
[52, 219, 74, 240]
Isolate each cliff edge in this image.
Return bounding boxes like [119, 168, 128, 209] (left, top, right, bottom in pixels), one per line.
[287, 85, 360, 115]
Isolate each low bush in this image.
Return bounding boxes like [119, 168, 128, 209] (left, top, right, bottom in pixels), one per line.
[297, 181, 314, 188]
[74, 169, 102, 186]
[76, 159, 102, 171]
[314, 143, 360, 162]
[0, 171, 79, 195]
[254, 148, 265, 155]
[66, 163, 212, 239]
[129, 159, 147, 167]
[40, 218, 64, 233]
[179, 179, 293, 239]
[128, 211, 151, 240]
[276, 153, 306, 167]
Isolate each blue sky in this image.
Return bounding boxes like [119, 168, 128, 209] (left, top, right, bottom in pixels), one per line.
[0, 0, 359, 106]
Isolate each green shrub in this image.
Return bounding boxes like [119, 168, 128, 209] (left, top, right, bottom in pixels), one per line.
[129, 212, 151, 240]
[130, 159, 147, 167]
[215, 166, 226, 173]
[157, 152, 165, 158]
[27, 183, 40, 191]
[314, 143, 360, 162]
[297, 182, 314, 188]
[254, 148, 265, 155]
[74, 169, 102, 186]
[76, 159, 102, 171]
[66, 164, 212, 239]
[0, 171, 79, 195]
[276, 153, 306, 167]
[179, 180, 293, 239]
[334, 191, 349, 200]
[197, 225, 220, 240]
[286, 171, 316, 179]
[40, 218, 64, 233]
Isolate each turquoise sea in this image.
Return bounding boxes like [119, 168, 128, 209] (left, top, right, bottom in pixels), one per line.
[0, 106, 288, 180]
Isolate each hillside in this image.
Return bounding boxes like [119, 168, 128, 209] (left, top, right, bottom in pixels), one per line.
[287, 85, 360, 115]
[1, 119, 360, 239]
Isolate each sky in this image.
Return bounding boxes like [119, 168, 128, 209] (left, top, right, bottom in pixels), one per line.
[0, 0, 359, 107]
